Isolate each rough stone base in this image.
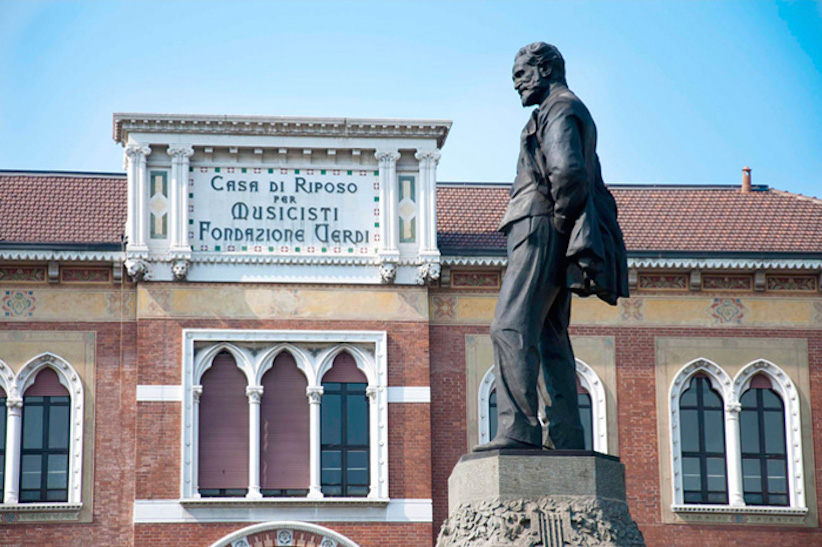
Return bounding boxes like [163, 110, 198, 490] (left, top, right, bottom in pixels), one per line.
[436, 451, 645, 547]
[436, 495, 645, 547]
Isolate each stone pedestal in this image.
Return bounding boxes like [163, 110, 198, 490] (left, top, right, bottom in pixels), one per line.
[436, 450, 645, 547]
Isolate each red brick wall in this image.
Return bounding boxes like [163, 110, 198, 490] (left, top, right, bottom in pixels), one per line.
[429, 324, 822, 546]
[0, 322, 137, 547]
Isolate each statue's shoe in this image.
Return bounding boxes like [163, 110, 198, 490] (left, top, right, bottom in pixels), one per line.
[472, 436, 541, 452]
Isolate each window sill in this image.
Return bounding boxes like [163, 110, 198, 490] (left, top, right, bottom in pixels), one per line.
[0, 502, 83, 522]
[672, 504, 808, 516]
[180, 497, 390, 508]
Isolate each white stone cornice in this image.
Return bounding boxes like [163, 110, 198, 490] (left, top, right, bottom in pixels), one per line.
[114, 114, 452, 148]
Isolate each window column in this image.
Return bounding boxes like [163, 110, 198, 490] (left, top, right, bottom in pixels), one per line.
[414, 149, 441, 257]
[306, 386, 324, 499]
[725, 402, 745, 506]
[246, 386, 263, 499]
[3, 398, 22, 504]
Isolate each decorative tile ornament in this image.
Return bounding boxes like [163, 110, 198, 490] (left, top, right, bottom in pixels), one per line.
[451, 271, 501, 289]
[619, 298, 644, 321]
[149, 170, 169, 239]
[813, 302, 822, 325]
[60, 268, 111, 283]
[431, 295, 458, 320]
[702, 275, 753, 291]
[398, 175, 417, 243]
[276, 529, 293, 545]
[1, 290, 35, 317]
[766, 275, 817, 292]
[637, 273, 688, 290]
[0, 266, 47, 283]
[710, 297, 746, 324]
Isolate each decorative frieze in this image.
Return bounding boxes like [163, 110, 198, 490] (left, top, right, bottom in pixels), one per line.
[60, 267, 111, 284]
[766, 275, 817, 292]
[702, 274, 753, 291]
[450, 271, 501, 289]
[637, 273, 688, 291]
[0, 267, 45, 283]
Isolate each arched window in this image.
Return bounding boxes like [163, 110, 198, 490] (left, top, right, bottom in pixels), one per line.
[679, 374, 728, 504]
[488, 389, 498, 442]
[740, 374, 788, 506]
[260, 352, 309, 497]
[577, 377, 593, 452]
[0, 386, 6, 492]
[321, 352, 369, 497]
[199, 352, 249, 497]
[20, 368, 70, 503]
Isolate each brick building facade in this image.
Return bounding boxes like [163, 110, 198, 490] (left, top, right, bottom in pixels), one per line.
[0, 113, 821, 546]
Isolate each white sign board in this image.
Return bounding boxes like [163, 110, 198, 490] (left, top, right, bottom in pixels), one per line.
[190, 166, 380, 256]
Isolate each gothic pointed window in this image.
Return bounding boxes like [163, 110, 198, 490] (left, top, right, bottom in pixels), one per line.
[260, 352, 309, 497]
[20, 368, 70, 503]
[321, 353, 369, 497]
[198, 352, 249, 497]
[577, 377, 593, 452]
[679, 374, 728, 504]
[739, 374, 789, 506]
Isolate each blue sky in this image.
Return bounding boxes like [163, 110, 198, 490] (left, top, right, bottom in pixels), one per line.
[1, 1, 821, 197]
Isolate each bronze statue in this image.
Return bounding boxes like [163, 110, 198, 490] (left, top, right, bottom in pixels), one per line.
[475, 42, 628, 452]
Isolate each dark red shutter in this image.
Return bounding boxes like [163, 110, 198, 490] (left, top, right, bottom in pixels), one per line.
[198, 352, 249, 489]
[323, 352, 367, 383]
[260, 352, 309, 491]
[25, 368, 68, 396]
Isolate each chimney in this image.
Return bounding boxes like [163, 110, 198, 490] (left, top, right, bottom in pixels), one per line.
[742, 166, 752, 193]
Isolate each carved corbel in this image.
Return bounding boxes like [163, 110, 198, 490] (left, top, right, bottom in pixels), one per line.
[379, 262, 397, 284]
[124, 257, 152, 281]
[689, 269, 701, 291]
[416, 262, 442, 286]
[172, 259, 190, 281]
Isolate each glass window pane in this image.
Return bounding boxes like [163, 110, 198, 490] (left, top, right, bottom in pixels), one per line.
[703, 410, 725, 453]
[701, 382, 722, 408]
[346, 392, 368, 445]
[707, 492, 728, 503]
[21, 454, 42, 489]
[680, 382, 697, 407]
[47, 454, 68, 489]
[347, 450, 369, 485]
[742, 458, 762, 494]
[767, 459, 788, 494]
[769, 494, 789, 506]
[22, 405, 44, 449]
[579, 404, 592, 451]
[489, 391, 498, 441]
[740, 389, 757, 409]
[764, 412, 786, 455]
[321, 450, 342, 486]
[680, 409, 700, 452]
[46, 489, 68, 502]
[744, 492, 764, 505]
[321, 394, 342, 445]
[49, 405, 70, 449]
[0, 399, 6, 443]
[740, 410, 760, 454]
[322, 485, 342, 496]
[761, 389, 782, 410]
[682, 457, 701, 492]
[347, 485, 369, 497]
[706, 457, 727, 492]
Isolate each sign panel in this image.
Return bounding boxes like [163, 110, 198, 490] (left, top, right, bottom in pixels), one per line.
[190, 166, 380, 256]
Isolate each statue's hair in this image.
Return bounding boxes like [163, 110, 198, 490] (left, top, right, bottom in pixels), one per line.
[516, 42, 566, 84]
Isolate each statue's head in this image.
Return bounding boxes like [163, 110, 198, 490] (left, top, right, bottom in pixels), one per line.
[513, 42, 566, 106]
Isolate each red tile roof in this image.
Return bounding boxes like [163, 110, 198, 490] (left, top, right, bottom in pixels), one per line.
[0, 172, 126, 245]
[437, 183, 822, 254]
[3, 172, 821, 255]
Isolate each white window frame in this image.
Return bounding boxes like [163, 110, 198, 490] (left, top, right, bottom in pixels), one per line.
[669, 358, 807, 515]
[0, 352, 84, 510]
[477, 359, 608, 453]
[181, 329, 389, 503]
